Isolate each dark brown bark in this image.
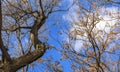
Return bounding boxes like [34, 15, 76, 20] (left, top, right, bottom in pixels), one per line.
[0, 0, 47, 72]
[0, 47, 46, 72]
[11, 48, 46, 72]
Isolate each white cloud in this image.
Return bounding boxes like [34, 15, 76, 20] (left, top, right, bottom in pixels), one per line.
[95, 7, 119, 32]
[63, 6, 119, 52]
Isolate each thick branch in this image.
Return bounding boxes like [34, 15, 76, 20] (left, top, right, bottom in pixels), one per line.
[39, 0, 45, 17]
[11, 47, 46, 72]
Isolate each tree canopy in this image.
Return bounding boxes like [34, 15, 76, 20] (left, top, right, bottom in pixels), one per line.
[0, 0, 120, 72]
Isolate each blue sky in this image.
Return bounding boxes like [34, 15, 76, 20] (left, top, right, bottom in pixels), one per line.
[23, 0, 120, 72]
[15, 0, 74, 72]
[1, 0, 120, 72]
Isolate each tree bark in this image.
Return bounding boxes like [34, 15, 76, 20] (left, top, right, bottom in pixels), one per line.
[0, 0, 47, 72]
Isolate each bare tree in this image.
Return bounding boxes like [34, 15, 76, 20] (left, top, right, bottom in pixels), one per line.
[0, 0, 119, 72]
[61, 0, 120, 72]
[0, 0, 68, 72]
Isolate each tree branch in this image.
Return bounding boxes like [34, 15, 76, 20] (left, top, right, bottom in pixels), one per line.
[0, 0, 12, 63]
[11, 47, 46, 72]
[39, 0, 45, 17]
[2, 26, 31, 32]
